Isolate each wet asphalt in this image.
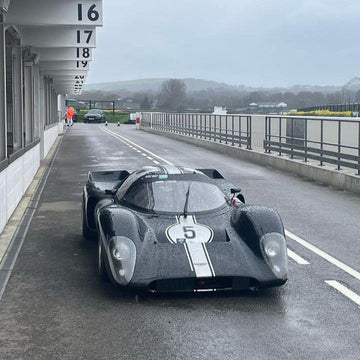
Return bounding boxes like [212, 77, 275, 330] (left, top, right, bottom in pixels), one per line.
[0, 123, 359, 360]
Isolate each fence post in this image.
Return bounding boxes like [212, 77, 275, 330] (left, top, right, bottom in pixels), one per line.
[264, 116, 268, 153]
[304, 118, 308, 162]
[239, 116, 242, 147]
[225, 116, 228, 144]
[358, 121, 360, 175]
[279, 117, 282, 156]
[247, 116, 252, 150]
[320, 119, 323, 166]
[338, 121, 341, 170]
[291, 118, 294, 159]
[232, 115, 235, 146]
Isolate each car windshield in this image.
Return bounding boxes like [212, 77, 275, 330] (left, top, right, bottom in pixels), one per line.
[121, 179, 227, 213]
[87, 109, 102, 115]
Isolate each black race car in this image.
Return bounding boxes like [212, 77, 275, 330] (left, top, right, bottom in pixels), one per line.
[82, 166, 288, 292]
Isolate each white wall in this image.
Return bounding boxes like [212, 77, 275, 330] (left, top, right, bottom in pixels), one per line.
[44, 124, 59, 158]
[0, 121, 60, 234]
[0, 144, 40, 232]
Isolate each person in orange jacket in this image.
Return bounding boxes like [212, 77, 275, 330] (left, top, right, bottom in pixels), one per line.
[66, 106, 75, 126]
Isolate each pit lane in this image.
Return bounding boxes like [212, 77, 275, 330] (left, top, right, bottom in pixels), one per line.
[0, 123, 359, 360]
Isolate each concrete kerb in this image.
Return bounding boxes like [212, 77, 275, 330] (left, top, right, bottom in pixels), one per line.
[140, 127, 360, 195]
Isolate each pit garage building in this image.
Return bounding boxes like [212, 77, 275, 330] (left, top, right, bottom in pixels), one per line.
[0, 0, 103, 233]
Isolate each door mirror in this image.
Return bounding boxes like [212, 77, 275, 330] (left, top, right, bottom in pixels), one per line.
[236, 194, 245, 204]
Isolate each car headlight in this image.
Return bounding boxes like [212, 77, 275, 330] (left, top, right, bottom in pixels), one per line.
[260, 233, 288, 280]
[109, 236, 136, 285]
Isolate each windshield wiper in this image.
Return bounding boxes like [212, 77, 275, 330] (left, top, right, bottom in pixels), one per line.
[183, 184, 191, 218]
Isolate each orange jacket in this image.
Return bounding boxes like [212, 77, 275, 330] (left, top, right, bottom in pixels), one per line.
[66, 106, 75, 118]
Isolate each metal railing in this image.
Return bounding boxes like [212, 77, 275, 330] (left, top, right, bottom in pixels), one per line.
[141, 112, 252, 149]
[264, 116, 360, 174]
[299, 103, 360, 113]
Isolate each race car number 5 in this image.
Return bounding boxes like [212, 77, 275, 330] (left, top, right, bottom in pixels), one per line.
[183, 226, 196, 239]
[166, 215, 214, 244]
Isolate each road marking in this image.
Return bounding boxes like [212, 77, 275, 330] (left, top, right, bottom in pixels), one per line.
[325, 280, 360, 306]
[153, 160, 160, 165]
[147, 156, 153, 160]
[287, 249, 309, 265]
[286, 230, 360, 281]
[99, 126, 173, 165]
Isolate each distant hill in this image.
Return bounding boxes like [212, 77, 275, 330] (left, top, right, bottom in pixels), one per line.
[84, 78, 243, 93]
[83, 78, 342, 94]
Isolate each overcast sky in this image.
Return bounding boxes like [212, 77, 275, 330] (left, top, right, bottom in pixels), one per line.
[87, 0, 359, 87]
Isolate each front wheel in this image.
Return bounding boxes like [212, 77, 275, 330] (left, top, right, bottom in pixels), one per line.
[82, 197, 96, 240]
[97, 236, 109, 282]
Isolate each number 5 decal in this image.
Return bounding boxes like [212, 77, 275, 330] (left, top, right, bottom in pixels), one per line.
[166, 216, 213, 244]
[183, 226, 196, 239]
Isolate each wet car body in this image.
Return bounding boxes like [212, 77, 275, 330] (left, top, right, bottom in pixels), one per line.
[82, 166, 288, 292]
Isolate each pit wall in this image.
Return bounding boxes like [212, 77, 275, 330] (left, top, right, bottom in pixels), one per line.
[140, 126, 360, 195]
[0, 122, 63, 234]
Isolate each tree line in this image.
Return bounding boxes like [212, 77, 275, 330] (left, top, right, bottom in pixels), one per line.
[75, 79, 344, 112]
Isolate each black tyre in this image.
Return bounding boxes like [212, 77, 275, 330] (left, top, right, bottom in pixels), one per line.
[82, 197, 96, 240]
[97, 236, 109, 282]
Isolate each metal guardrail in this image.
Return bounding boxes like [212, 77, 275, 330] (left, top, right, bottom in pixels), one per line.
[141, 112, 252, 149]
[299, 103, 360, 113]
[141, 112, 360, 175]
[264, 116, 360, 174]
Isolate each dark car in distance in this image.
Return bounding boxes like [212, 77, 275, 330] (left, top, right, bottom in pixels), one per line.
[83, 109, 107, 123]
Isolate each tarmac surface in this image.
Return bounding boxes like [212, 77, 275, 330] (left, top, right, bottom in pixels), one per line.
[0, 123, 359, 360]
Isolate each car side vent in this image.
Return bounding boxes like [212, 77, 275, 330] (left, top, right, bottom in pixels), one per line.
[225, 230, 231, 242]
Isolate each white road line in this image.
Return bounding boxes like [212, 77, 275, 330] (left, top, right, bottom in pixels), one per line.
[286, 230, 360, 281]
[153, 160, 160, 165]
[99, 126, 173, 165]
[325, 280, 360, 307]
[141, 153, 147, 157]
[287, 249, 310, 265]
[147, 156, 153, 160]
[136, 150, 141, 153]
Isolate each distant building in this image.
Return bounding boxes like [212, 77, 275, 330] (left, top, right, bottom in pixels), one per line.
[115, 98, 141, 110]
[213, 106, 228, 115]
[252, 102, 287, 109]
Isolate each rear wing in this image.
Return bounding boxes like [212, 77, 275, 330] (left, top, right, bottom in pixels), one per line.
[88, 170, 130, 182]
[88, 170, 130, 194]
[197, 169, 224, 179]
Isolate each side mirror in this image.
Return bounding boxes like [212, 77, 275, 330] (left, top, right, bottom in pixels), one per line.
[237, 194, 245, 204]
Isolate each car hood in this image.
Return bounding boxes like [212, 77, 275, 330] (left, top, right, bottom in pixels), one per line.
[136, 208, 232, 244]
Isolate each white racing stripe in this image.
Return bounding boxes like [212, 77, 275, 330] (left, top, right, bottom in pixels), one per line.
[287, 249, 310, 265]
[100, 126, 173, 165]
[286, 230, 360, 281]
[325, 280, 360, 306]
[186, 242, 213, 278]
